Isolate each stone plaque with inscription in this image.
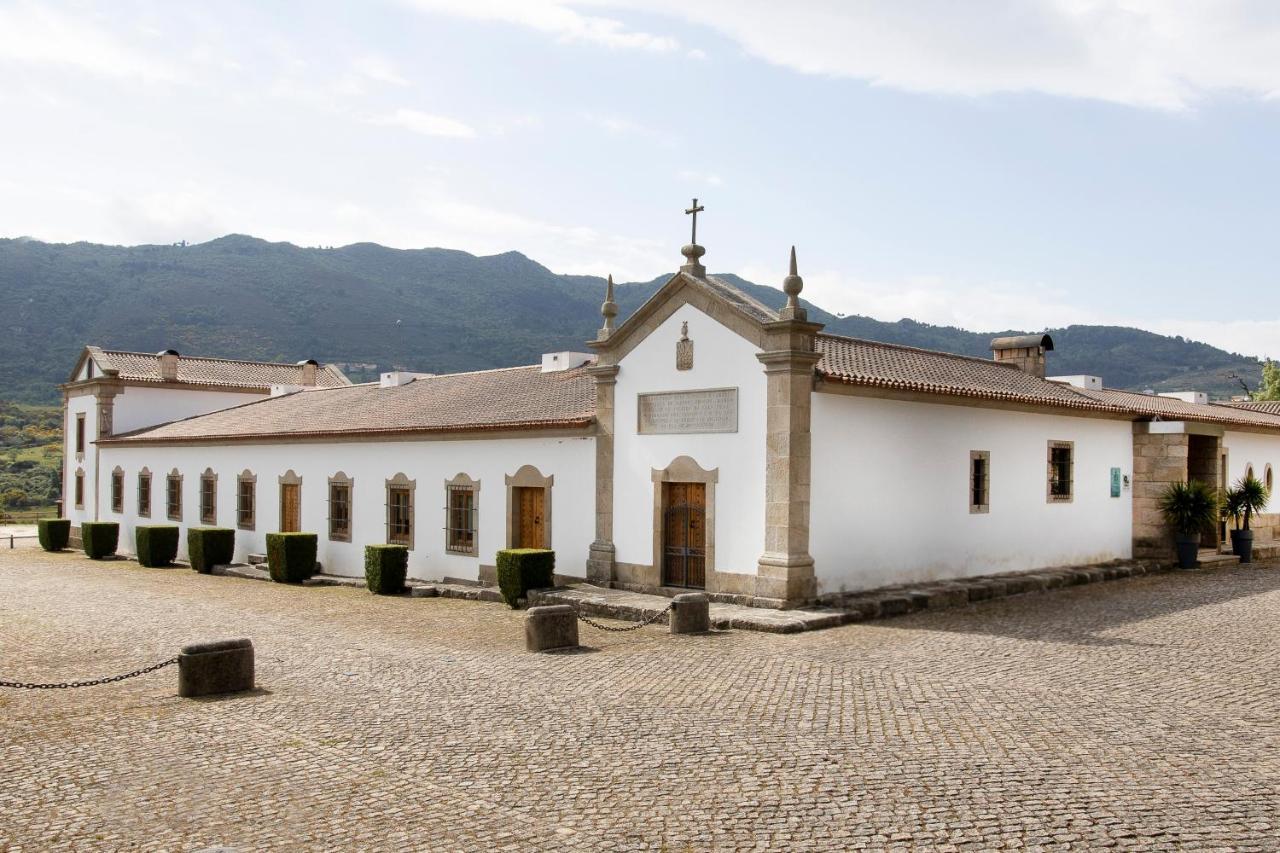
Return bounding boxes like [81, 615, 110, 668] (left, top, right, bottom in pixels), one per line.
[637, 388, 738, 435]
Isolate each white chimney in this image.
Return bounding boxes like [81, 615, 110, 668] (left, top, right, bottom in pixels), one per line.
[157, 349, 179, 382]
[1159, 391, 1208, 405]
[541, 352, 594, 373]
[1048, 375, 1103, 391]
[270, 384, 305, 397]
[380, 371, 435, 388]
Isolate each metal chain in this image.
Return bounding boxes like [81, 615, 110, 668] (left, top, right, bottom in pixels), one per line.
[576, 601, 674, 632]
[0, 656, 178, 690]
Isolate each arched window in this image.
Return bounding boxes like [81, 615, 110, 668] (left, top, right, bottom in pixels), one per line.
[74, 468, 85, 509]
[137, 468, 152, 517]
[1246, 464, 1255, 483]
[237, 470, 257, 530]
[200, 468, 218, 525]
[328, 471, 353, 542]
[386, 473, 416, 549]
[167, 469, 183, 520]
[110, 466, 125, 514]
[445, 473, 480, 556]
[1266, 464, 1274, 495]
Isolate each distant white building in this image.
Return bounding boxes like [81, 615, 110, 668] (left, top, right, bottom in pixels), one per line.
[62, 229, 1280, 607]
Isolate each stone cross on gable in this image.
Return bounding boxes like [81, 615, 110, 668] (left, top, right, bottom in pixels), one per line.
[684, 198, 704, 245]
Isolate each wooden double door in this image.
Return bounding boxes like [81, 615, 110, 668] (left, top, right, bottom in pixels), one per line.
[662, 482, 706, 589]
[513, 486, 546, 549]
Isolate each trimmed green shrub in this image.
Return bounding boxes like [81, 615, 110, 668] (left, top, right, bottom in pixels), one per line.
[37, 518, 70, 552]
[365, 544, 409, 595]
[81, 521, 120, 560]
[188, 527, 235, 574]
[495, 548, 555, 609]
[136, 525, 180, 567]
[267, 532, 317, 584]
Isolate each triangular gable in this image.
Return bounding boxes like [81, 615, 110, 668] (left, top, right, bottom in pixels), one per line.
[589, 271, 779, 362]
[66, 346, 119, 383]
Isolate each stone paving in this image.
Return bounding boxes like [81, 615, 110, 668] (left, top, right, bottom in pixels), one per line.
[3, 545, 1280, 851]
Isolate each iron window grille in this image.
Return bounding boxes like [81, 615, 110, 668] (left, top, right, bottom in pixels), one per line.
[970, 451, 990, 513]
[237, 477, 255, 530]
[200, 474, 217, 525]
[445, 486, 477, 554]
[167, 474, 182, 520]
[329, 483, 352, 541]
[1048, 441, 1074, 502]
[138, 473, 151, 517]
[387, 486, 413, 547]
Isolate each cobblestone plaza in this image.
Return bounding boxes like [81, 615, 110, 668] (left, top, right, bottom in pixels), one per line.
[3, 545, 1279, 851]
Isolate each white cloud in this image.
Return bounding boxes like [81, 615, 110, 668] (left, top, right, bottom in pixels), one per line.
[400, 0, 678, 52]
[351, 55, 409, 86]
[367, 108, 477, 138]
[0, 3, 178, 82]
[606, 0, 1280, 110]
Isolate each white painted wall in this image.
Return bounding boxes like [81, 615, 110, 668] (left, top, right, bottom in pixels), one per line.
[811, 393, 1134, 593]
[113, 386, 264, 435]
[612, 302, 768, 577]
[99, 434, 595, 581]
[64, 394, 97, 524]
[1223, 430, 1280, 513]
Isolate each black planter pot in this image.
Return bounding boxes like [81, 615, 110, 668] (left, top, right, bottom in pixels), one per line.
[1230, 528, 1255, 564]
[1174, 533, 1201, 569]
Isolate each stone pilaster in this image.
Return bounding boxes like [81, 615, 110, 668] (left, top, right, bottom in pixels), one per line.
[755, 320, 823, 606]
[586, 363, 619, 585]
[1131, 430, 1189, 560]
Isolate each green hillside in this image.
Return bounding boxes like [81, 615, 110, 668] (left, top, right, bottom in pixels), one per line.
[0, 235, 1262, 403]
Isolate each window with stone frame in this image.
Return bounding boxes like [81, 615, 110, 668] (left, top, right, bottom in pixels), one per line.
[137, 470, 152, 517]
[969, 451, 990, 514]
[1047, 441, 1074, 502]
[328, 473, 353, 542]
[445, 478, 478, 555]
[167, 471, 183, 521]
[75, 413, 85, 456]
[237, 471, 256, 530]
[199, 469, 217, 525]
[386, 474, 415, 549]
[74, 469, 85, 509]
[111, 467, 124, 514]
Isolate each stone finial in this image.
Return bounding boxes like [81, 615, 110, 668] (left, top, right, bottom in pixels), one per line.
[598, 274, 618, 340]
[680, 243, 706, 278]
[779, 245, 807, 321]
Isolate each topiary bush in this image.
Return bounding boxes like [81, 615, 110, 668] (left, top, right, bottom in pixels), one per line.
[81, 521, 120, 560]
[188, 527, 235, 574]
[364, 544, 408, 595]
[267, 532, 317, 584]
[37, 518, 70, 552]
[495, 548, 555, 609]
[136, 525, 180, 567]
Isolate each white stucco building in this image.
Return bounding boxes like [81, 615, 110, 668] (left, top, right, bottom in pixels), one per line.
[62, 235, 1280, 607]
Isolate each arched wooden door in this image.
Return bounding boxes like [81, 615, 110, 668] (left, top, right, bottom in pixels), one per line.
[662, 482, 706, 588]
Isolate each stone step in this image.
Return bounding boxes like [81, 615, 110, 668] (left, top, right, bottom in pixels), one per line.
[246, 553, 266, 565]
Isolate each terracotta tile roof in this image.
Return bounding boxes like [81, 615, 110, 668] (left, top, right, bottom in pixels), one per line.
[103, 365, 595, 443]
[1073, 388, 1280, 430]
[89, 348, 350, 389]
[1224, 400, 1280, 416]
[815, 333, 1280, 431]
[814, 334, 1120, 412]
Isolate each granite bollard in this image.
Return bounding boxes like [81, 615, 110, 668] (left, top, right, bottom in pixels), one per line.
[525, 605, 579, 652]
[178, 638, 254, 697]
[670, 592, 710, 634]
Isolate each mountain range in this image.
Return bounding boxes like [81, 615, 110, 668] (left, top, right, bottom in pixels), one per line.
[0, 234, 1262, 404]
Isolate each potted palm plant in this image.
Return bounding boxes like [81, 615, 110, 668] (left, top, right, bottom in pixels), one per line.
[1224, 474, 1270, 564]
[1159, 479, 1220, 569]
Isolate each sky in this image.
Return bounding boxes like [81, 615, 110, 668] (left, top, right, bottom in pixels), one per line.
[1, 0, 1279, 357]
